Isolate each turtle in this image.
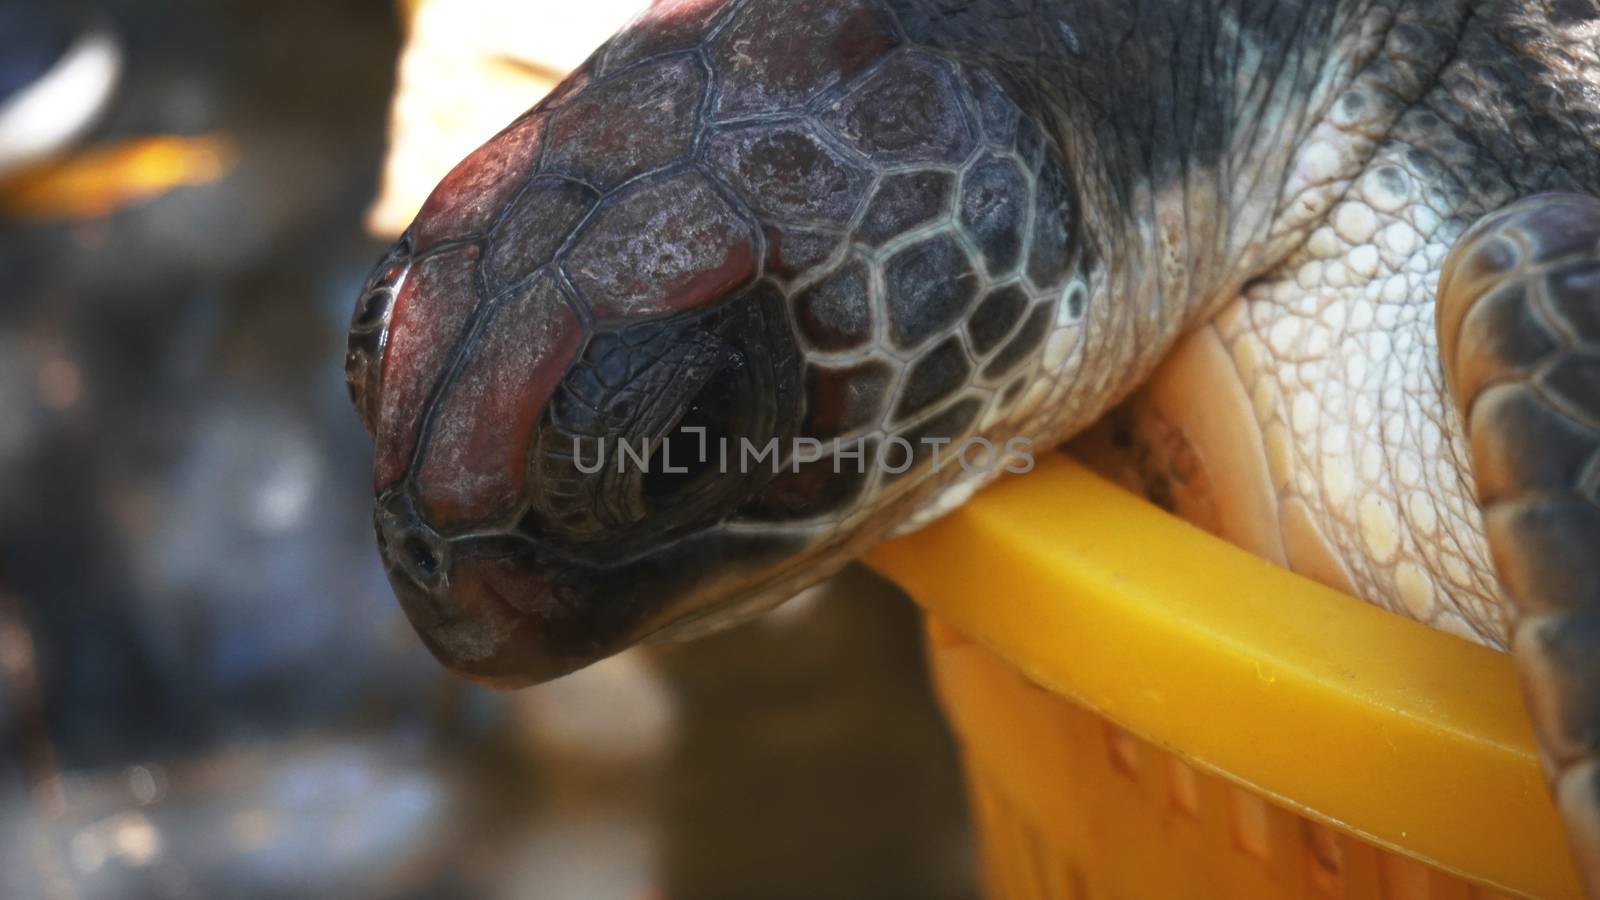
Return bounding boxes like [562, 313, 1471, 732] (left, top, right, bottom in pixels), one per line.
[344, 0, 1600, 888]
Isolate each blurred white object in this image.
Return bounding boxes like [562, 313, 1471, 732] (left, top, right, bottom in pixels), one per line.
[0, 19, 121, 179]
[511, 651, 677, 765]
[366, 0, 645, 236]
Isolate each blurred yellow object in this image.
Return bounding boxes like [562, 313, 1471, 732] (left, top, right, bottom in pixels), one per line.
[369, 0, 640, 235]
[866, 453, 1580, 899]
[0, 135, 236, 220]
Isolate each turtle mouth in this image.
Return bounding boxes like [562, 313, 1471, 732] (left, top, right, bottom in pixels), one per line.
[345, 232, 413, 435]
[372, 471, 814, 686]
[374, 490, 610, 687]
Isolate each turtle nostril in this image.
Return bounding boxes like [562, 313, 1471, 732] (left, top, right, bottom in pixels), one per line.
[405, 537, 440, 577]
[374, 492, 451, 589]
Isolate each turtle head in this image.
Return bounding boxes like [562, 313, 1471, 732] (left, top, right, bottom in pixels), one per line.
[346, 0, 1080, 685]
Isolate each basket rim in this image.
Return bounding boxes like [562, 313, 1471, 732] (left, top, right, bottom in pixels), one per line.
[867, 453, 1579, 899]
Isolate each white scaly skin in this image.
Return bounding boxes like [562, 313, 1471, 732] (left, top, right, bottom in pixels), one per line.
[1209, 138, 1508, 646]
[1086, 2, 1600, 647]
[922, 2, 1522, 649]
[1071, 3, 1600, 887]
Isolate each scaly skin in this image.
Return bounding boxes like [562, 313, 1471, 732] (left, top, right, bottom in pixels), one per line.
[348, 0, 1600, 888]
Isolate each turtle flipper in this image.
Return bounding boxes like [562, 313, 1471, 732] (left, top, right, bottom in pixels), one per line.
[1438, 193, 1600, 890]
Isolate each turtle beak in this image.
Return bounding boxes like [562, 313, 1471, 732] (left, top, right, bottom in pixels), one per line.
[374, 491, 612, 686]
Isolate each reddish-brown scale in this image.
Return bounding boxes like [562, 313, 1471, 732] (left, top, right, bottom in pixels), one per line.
[705, 122, 871, 226]
[598, 0, 732, 76]
[762, 224, 843, 282]
[831, 7, 900, 72]
[413, 276, 583, 528]
[564, 170, 757, 318]
[537, 66, 591, 111]
[416, 559, 550, 687]
[410, 112, 546, 254]
[822, 53, 977, 165]
[804, 360, 893, 438]
[541, 56, 706, 190]
[485, 177, 598, 287]
[374, 245, 481, 489]
[425, 552, 610, 687]
[708, 0, 899, 117]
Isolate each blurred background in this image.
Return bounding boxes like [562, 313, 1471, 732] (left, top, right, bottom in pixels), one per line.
[0, 1, 977, 897]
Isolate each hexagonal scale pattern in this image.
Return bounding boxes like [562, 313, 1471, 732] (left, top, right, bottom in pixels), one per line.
[822, 51, 976, 166]
[705, 121, 871, 226]
[542, 55, 707, 191]
[486, 177, 598, 287]
[884, 234, 981, 350]
[385, 13, 1093, 549]
[708, 0, 899, 118]
[793, 256, 873, 351]
[563, 170, 758, 319]
[858, 170, 954, 246]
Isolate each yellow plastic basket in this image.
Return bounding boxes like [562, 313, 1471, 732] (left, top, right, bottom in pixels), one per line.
[867, 454, 1581, 899]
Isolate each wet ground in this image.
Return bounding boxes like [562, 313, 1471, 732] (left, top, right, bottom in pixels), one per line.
[0, 2, 975, 897]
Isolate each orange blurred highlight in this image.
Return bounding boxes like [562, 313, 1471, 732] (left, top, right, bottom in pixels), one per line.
[0, 134, 238, 221]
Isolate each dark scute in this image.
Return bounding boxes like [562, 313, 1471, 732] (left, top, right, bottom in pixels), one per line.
[1491, 501, 1600, 616]
[764, 224, 843, 282]
[967, 283, 1029, 355]
[1026, 159, 1076, 291]
[960, 152, 1029, 275]
[1538, 352, 1600, 431]
[804, 360, 894, 439]
[709, 0, 900, 118]
[982, 300, 1053, 379]
[705, 122, 871, 226]
[894, 337, 972, 422]
[740, 443, 873, 521]
[542, 54, 706, 190]
[563, 170, 757, 319]
[486, 178, 599, 286]
[411, 114, 546, 255]
[598, 0, 736, 76]
[965, 67, 1019, 146]
[1546, 259, 1600, 339]
[372, 245, 482, 489]
[856, 169, 953, 246]
[790, 259, 870, 350]
[884, 234, 979, 349]
[1519, 611, 1600, 759]
[793, 258, 872, 351]
[821, 51, 976, 165]
[1476, 384, 1598, 501]
[884, 398, 981, 484]
[1459, 283, 1559, 381]
[1519, 194, 1600, 263]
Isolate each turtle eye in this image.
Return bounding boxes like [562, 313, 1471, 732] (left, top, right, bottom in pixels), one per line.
[345, 233, 412, 434]
[642, 349, 749, 503]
